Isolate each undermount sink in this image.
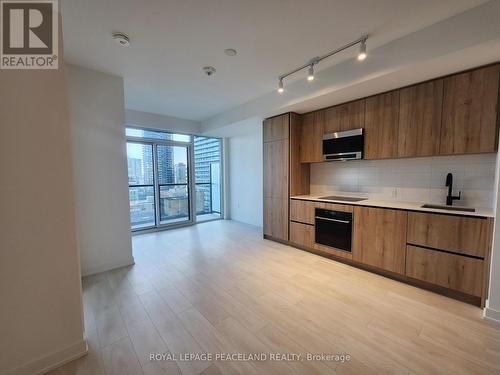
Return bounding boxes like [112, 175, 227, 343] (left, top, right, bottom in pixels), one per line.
[421, 203, 476, 213]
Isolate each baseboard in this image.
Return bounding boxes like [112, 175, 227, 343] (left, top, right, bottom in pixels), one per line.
[81, 256, 135, 277]
[4, 338, 87, 375]
[484, 304, 500, 323]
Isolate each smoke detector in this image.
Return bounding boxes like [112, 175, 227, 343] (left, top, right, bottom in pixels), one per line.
[203, 66, 216, 76]
[224, 48, 237, 56]
[112, 32, 130, 47]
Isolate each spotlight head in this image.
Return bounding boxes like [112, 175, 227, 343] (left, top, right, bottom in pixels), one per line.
[307, 64, 315, 81]
[358, 39, 367, 61]
[278, 78, 284, 93]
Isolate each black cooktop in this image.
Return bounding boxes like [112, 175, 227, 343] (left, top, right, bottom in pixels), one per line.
[319, 196, 368, 202]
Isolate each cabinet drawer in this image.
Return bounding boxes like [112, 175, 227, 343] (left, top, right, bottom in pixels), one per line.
[406, 245, 484, 297]
[407, 212, 493, 258]
[289, 221, 314, 249]
[290, 199, 316, 224]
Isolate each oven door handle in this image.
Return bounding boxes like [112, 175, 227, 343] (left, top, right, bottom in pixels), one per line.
[315, 216, 351, 224]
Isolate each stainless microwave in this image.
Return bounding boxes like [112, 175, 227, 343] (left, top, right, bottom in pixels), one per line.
[322, 128, 364, 161]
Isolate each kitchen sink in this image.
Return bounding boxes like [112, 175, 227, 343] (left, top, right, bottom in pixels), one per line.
[421, 203, 475, 213]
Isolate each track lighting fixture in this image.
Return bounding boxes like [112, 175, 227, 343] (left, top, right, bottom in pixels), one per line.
[276, 35, 367, 94]
[307, 64, 315, 81]
[358, 38, 367, 61]
[278, 78, 284, 93]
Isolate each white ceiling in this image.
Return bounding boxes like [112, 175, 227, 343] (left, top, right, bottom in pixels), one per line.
[62, 0, 488, 122]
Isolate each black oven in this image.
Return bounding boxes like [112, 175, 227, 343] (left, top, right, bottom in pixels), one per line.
[315, 208, 353, 252]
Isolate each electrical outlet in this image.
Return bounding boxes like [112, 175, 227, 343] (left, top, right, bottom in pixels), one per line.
[391, 188, 398, 199]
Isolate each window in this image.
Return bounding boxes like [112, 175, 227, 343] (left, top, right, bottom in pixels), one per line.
[194, 136, 222, 222]
[126, 127, 222, 231]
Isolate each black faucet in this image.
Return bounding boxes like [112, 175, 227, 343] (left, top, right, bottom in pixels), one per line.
[445, 173, 461, 206]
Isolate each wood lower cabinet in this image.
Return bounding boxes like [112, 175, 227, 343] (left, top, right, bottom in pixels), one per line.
[264, 197, 288, 240]
[364, 91, 399, 159]
[290, 199, 315, 225]
[353, 207, 407, 274]
[398, 80, 443, 157]
[289, 221, 314, 248]
[299, 111, 324, 163]
[407, 212, 493, 258]
[406, 245, 484, 297]
[440, 65, 500, 155]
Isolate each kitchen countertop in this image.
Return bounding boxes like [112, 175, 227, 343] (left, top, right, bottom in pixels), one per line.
[291, 194, 494, 218]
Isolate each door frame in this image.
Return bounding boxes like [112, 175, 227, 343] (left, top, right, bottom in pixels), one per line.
[127, 136, 195, 232]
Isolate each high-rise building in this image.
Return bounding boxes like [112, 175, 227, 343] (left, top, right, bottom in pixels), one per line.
[175, 162, 187, 183]
[194, 136, 221, 214]
[127, 157, 142, 184]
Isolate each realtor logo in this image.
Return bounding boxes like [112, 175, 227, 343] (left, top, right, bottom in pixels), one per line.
[1, 0, 58, 69]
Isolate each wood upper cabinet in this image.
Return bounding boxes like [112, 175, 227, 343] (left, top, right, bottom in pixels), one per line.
[353, 207, 407, 274]
[398, 80, 443, 157]
[263, 114, 289, 142]
[324, 99, 365, 134]
[407, 212, 493, 258]
[364, 91, 400, 159]
[440, 65, 500, 155]
[299, 111, 324, 163]
[406, 245, 484, 297]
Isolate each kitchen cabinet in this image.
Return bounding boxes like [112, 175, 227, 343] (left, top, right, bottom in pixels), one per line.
[440, 65, 500, 155]
[263, 113, 289, 142]
[263, 114, 290, 241]
[364, 91, 400, 159]
[324, 99, 365, 134]
[289, 221, 314, 249]
[299, 111, 324, 163]
[407, 212, 493, 258]
[398, 80, 443, 157]
[263, 113, 310, 242]
[353, 207, 407, 274]
[290, 199, 316, 225]
[406, 245, 484, 297]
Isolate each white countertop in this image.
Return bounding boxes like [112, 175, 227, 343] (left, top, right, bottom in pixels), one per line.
[291, 194, 494, 218]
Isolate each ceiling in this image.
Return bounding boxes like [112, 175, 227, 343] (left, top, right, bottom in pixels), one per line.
[62, 0, 488, 122]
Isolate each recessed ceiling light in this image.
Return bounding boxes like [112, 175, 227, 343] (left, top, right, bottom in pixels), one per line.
[112, 32, 130, 47]
[224, 48, 237, 56]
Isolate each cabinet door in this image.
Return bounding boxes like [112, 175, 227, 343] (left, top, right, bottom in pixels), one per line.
[264, 197, 288, 240]
[407, 212, 493, 258]
[324, 99, 365, 133]
[364, 91, 399, 159]
[290, 221, 314, 248]
[440, 65, 500, 155]
[406, 245, 484, 296]
[353, 207, 407, 274]
[398, 80, 443, 157]
[299, 111, 324, 163]
[263, 114, 289, 142]
[263, 139, 289, 199]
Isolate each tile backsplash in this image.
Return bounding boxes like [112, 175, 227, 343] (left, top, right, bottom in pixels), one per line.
[310, 154, 497, 208]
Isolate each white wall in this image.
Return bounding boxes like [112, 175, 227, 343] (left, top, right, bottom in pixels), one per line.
[0, 24, 86, 375]
[67, 65, 134, 276]
[311, 154, 496, 209]
[485, 146, 500, 322]
[125, 109, 201, 135]
[205, 118, 263, 227]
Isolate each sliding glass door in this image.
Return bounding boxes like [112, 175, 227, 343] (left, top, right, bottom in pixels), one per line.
[156, 144, 191, 225]
[126, 127, 222, 232]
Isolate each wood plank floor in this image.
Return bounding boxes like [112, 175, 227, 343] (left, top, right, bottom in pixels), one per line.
[49, 220, 500, 375]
